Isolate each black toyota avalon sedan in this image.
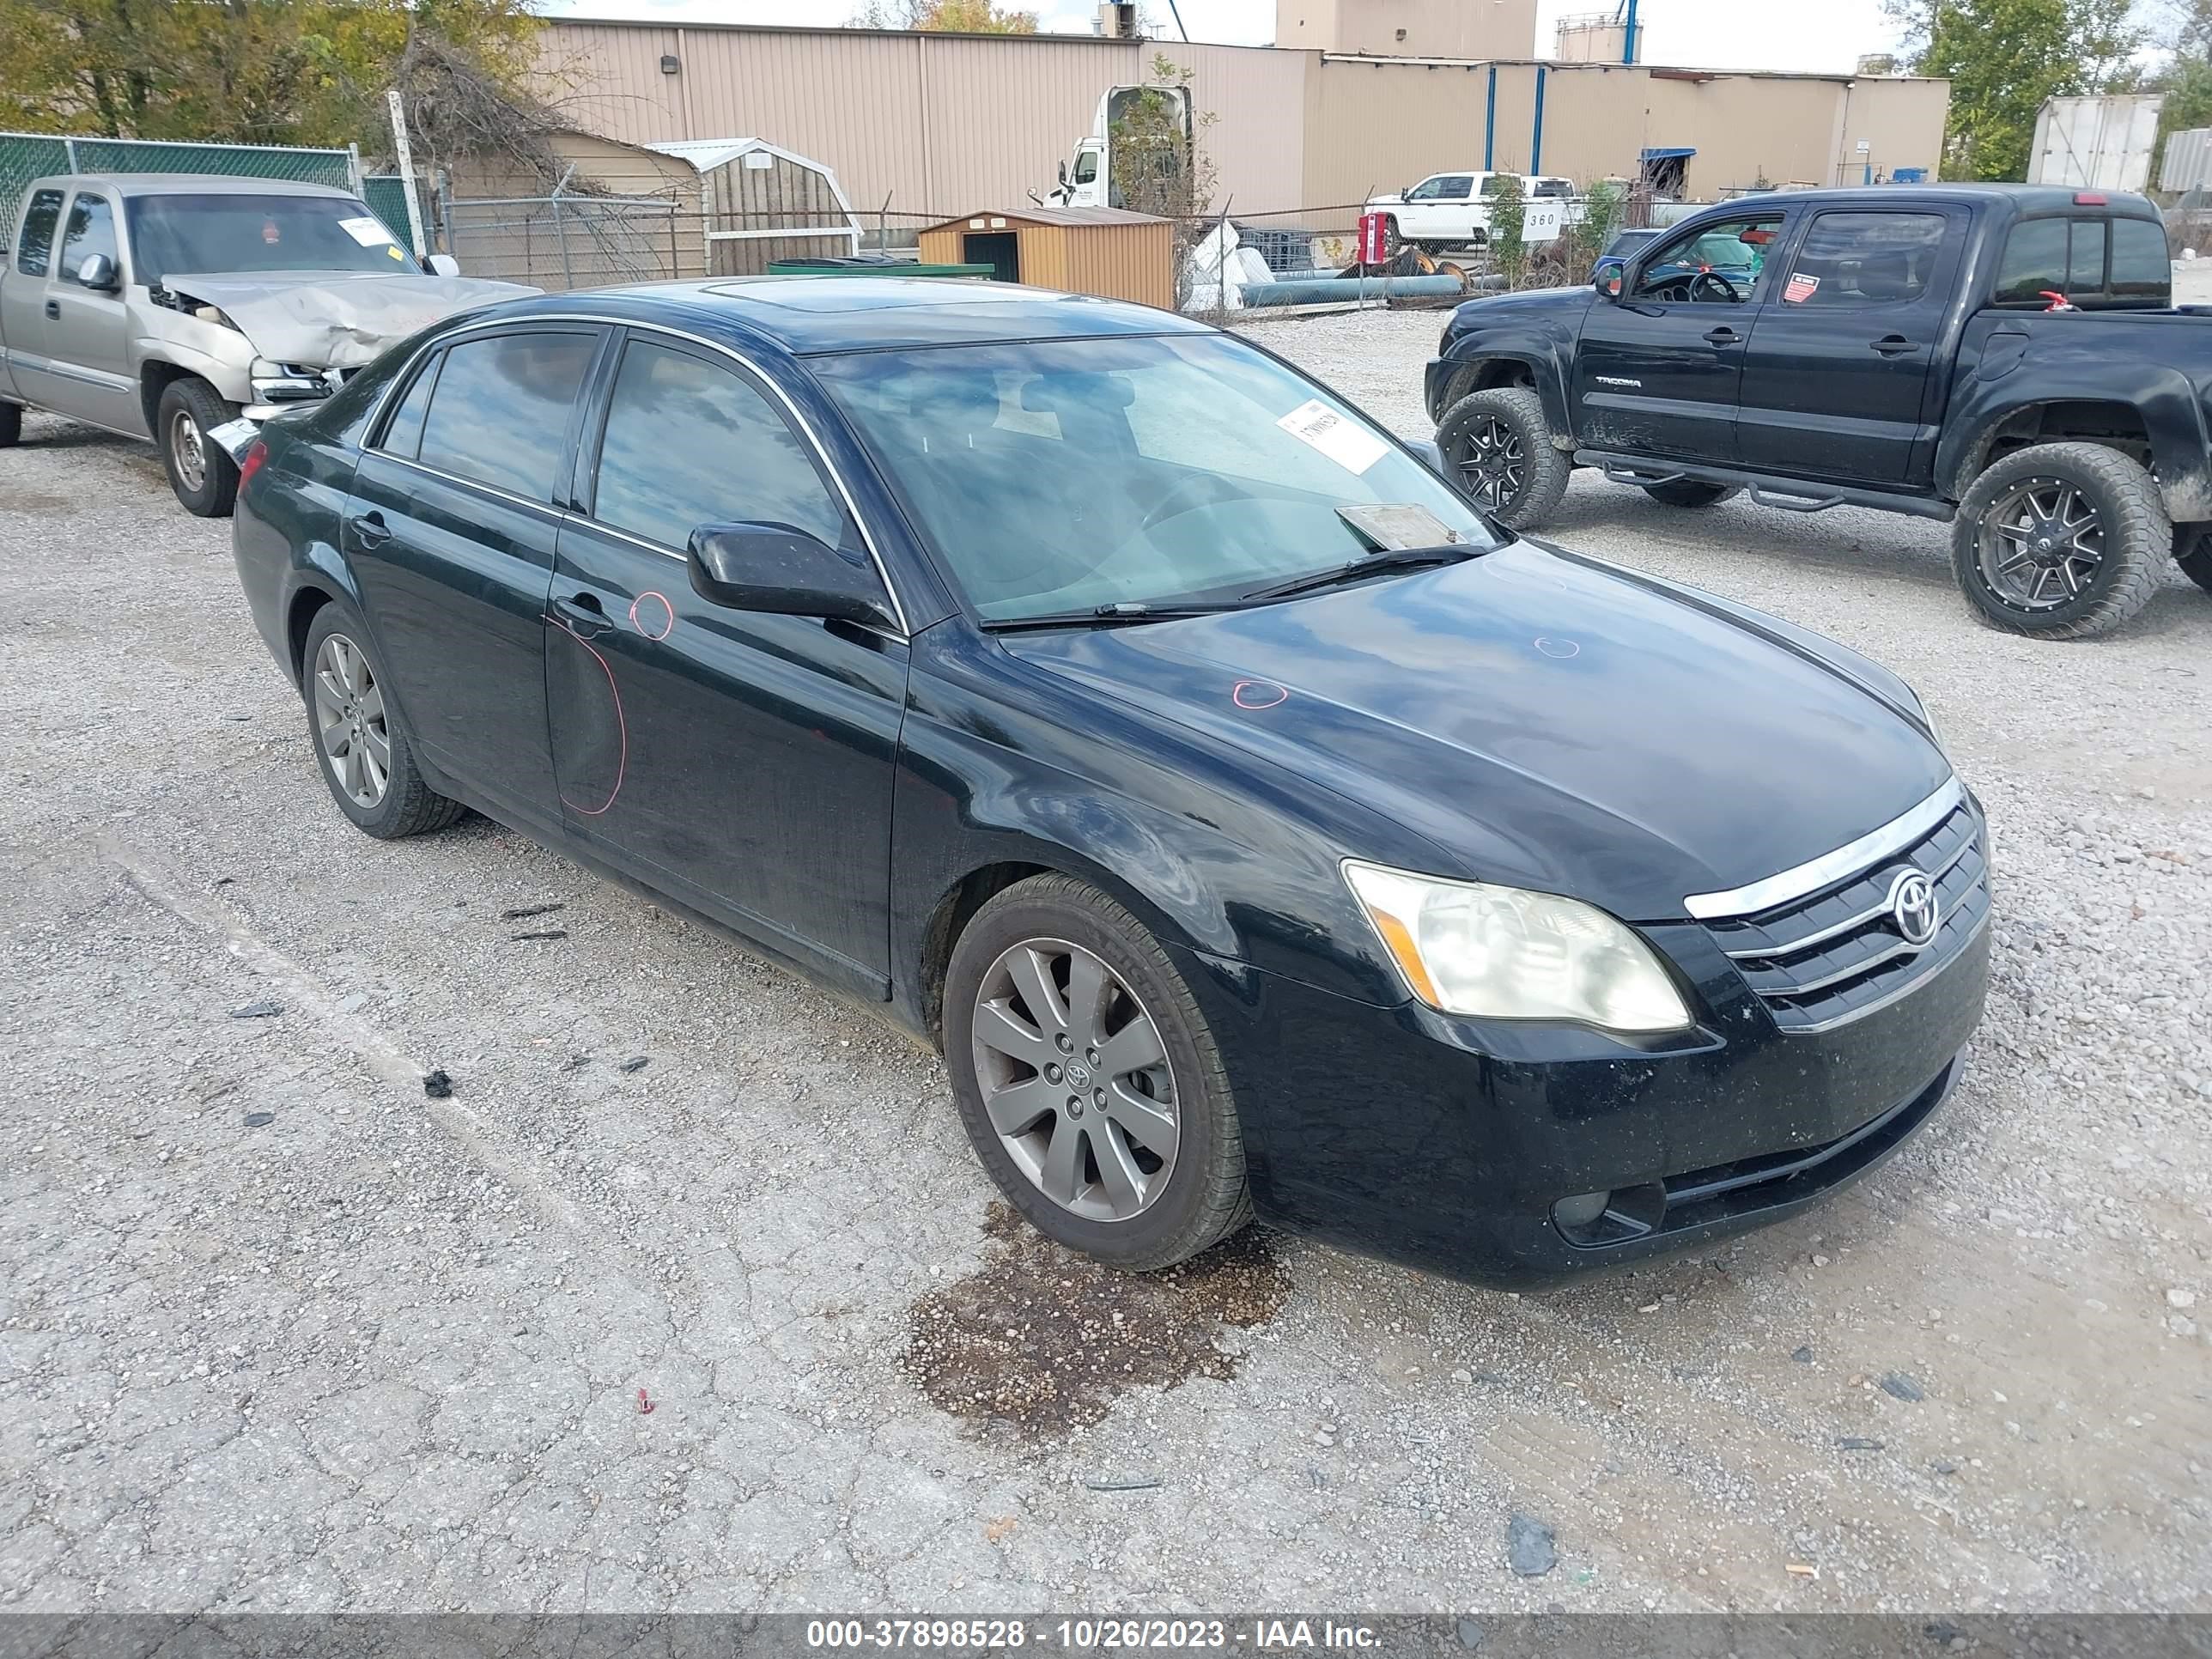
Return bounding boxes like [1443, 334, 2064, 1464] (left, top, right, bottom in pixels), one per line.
[230, 278, 1989, 1288]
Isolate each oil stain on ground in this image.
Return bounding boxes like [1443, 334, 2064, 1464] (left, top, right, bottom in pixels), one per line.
[902, 1202, 1291, 1438]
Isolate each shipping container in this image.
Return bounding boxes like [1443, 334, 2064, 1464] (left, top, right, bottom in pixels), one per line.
[2028, 95, 2164, 191]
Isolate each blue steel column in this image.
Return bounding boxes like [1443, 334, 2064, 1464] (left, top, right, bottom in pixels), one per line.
[1531, 64, 1547, 174]
[1485, 64, 1498, 171]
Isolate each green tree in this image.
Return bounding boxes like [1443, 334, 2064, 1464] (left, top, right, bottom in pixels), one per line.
[1108, 53, 1218, 305]
[1888, 0, 2137, 180]
[1485, 172, 1528, 288]
[848, 0, 1040, 30]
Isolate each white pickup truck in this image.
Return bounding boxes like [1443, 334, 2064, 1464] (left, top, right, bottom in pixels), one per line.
[1364, 172, 1576, 253]
[0, 172, 529, 515]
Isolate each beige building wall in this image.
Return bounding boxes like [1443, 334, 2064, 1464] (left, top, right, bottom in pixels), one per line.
[1277, 0, 1538, 59]
[1839, 76, 1951, 183]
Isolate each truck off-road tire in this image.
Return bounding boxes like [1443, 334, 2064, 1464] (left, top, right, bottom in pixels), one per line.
[300, 601, 465, 840]
[1951, 441, 2168, 640]
[1437, 386, 1572, 529]
[0, 401, 21, 447]
[157, 378, 242, 519]
[1642, 479, 1741, 509]
[942, 873, 1251, 1273]
[2175, 525, 2212, 599]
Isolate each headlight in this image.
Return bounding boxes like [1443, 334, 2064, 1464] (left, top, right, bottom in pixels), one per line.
[1343, 860, 1693, 1033]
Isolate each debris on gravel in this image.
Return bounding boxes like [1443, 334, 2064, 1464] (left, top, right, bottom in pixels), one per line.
[1506, 1515, 1558, 1577]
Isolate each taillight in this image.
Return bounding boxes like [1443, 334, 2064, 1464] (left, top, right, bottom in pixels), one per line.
[238, 439, 267, 495]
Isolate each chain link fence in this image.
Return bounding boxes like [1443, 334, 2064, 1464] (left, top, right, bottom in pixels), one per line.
[2, 131, 362, 234]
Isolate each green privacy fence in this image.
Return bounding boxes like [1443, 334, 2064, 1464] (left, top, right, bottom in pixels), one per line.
[1, 131, 367, 239]
[360, 176, 418, 244]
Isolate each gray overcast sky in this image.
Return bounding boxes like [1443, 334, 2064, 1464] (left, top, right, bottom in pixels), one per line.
[538, 0, 1917, 76]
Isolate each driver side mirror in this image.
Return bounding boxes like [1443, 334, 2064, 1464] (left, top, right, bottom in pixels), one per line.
[75, 252, 119, 293]
[424, 252, 461, 276]
[1058, 160, 1070, 187]
[1593, 257, 1625, 300]
[688, 522, 896, 631]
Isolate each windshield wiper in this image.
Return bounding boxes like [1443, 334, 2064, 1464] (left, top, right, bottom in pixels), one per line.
[1240, 544, 1478, 604]
[978, 601, 1243, 633]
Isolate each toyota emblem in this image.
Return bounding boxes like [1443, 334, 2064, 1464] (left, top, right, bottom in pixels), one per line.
[1888, 869, 1940, 947]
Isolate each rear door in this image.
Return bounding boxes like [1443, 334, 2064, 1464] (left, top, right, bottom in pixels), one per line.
[1571, 209, 1784, 463]
[0, 188, 66, 408]
[1735, 207, 1964, 485]
[547, 328, 908, 995]
[343, 324, 603, 825]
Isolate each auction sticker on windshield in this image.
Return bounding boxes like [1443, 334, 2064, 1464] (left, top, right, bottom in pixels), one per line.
[338, 216, 398, 247]
[1277, 399, 1389, 475]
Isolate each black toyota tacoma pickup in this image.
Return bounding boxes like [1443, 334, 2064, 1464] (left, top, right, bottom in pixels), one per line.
[1425, 183, 2212, 638]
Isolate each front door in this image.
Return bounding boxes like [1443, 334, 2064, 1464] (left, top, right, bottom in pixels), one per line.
[548, 330, 907, 996]
[1400, 174, 1474, 246]
[343, 324, 602, 823]
[1571, 210, 1784, 464]
[1735, 207, 1964, 485]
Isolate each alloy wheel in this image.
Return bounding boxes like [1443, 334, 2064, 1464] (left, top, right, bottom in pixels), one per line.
[969, 936, 1180, 1223]
[312, 634, 392, 808]
[1979, 477, 2104, 611]
[170, 410, 207, 494]
[1455, 415, 1525, 513]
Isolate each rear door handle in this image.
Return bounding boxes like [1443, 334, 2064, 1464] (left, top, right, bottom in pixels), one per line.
[1703, 326, 1741, 345]
[1871, 335, 1917, 356]
[552, 592, 610, 636]
[348, 511, 392, 550]
[44, 300, 59, 320]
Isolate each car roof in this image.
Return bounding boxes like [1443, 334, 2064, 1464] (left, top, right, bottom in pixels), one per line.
[33, 173, 362, 201]
[1711, 182, 2161, 220]
[478, 277, 1217, 355]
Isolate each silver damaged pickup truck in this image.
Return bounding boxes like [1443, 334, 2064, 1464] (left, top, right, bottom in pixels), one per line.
[0, 173, 532, 515]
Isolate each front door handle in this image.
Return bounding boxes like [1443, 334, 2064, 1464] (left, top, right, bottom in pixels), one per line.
[348, 511, 392, 550]
[1871, 335, 1917, 356]
[44, 300, 59, 320]
[552, 592, 611, 636]
[1703, 325, 1741, 345]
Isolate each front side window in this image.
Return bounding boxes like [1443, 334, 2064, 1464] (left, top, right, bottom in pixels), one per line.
[127, 192, 413, 287]
[1073, 148, 1099, 185]
[16, 188, 63, 277]
[592, 338, 847, 552]
[1631, 215, 1779, 300]
[1405, 177, 1448, 201]
[58, 193, 118, 287]
[1779, 211, 1949, 307]
[416, 331, 596, 501]
[815, 332, 1504, 623]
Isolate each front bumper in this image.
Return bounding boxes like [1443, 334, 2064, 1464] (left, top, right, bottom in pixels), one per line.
[1173, 907, 1989, 1290]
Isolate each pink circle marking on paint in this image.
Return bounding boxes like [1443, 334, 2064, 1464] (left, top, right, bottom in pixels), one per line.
[1231, 679, 1289, 710]
[629, 590, 675, 641]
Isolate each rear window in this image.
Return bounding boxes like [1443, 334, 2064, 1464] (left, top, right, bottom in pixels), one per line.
[1995, 214, 2169, 309]
[415, 331, 595, 501]
[15, 188, 62, 276]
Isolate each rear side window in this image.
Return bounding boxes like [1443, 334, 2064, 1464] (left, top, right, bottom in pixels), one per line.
[58, 192, 117, 287]
[415, 331, 595, 500]
[376, 351, 441, 460]
[590, 337, 847, 551]
[1784, 211, 1949, 306]
[2110, 217, 2172, 301]
[15, 189, 62, 276]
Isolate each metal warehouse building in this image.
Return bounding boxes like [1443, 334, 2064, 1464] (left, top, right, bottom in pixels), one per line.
[535, 0, 1948, 219]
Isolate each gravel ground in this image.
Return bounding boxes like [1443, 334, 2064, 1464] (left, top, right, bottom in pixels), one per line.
[3, 307, 2209, 1615]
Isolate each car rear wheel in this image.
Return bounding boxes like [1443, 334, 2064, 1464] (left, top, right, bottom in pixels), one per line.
[0, 401, 21, 447]
[1641, 479, 1740, 509]
[1436, 386, 1572, 529]
[157, 378, 241, 518]
[1951, 442, 2166, 639]
[300, 602, 465, 839]
[943, 874, 1250, 1271]
[2176, 525, 2212, 599]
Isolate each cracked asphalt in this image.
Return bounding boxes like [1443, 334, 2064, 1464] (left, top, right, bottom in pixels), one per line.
[3, 308, 2210, 1615]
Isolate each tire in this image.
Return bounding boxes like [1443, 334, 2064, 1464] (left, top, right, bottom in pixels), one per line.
[1641, 480, 1740, 509]
[299, 601, 465, 840]
[1949, 441, 2167, 639]
[1436, 386, 1572, 529]
[942, 873, 1250, 1273]
[1381, 215, 1403, 258]
[0, 401, 21, 447]
[2176, 524, 2212, 599]
[156, 377, 241, 518]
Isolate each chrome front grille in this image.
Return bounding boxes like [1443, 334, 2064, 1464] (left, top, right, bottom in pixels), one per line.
[1700, 792, 1990, 1033]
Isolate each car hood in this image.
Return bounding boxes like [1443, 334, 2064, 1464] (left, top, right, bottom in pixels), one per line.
[1000, 543, 1951, 921]
[159, 270, 539, 368]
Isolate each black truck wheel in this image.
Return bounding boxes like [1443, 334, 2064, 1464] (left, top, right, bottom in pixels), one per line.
[1951, 442, 2167, 639]
[0, 401, 21, 447]
[1436, 386, 1571, 529]
[2176, 525, 2212, 599]
[1641, 480, 1740, 509]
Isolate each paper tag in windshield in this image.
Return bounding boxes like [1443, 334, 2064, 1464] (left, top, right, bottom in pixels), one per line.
[338, 216, 397, 247]
[1277, 399, 1389, 475]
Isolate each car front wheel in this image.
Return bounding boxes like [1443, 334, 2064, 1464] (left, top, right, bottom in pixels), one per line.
[1436, 386, 1572, 529]
[157, 378, 242, 518]
[943, 874, 1250, 1271]
[299, 602, 465, 839]
[1951, 441, 2166, 639]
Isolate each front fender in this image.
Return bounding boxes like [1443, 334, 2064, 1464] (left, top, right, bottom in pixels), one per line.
[1427, 301, 1584, 433]
[134, 307, 257, 404]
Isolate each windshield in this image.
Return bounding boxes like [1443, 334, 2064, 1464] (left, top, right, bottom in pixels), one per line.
[129, 194, 417, 286]
[815, 333, 1503, 622]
